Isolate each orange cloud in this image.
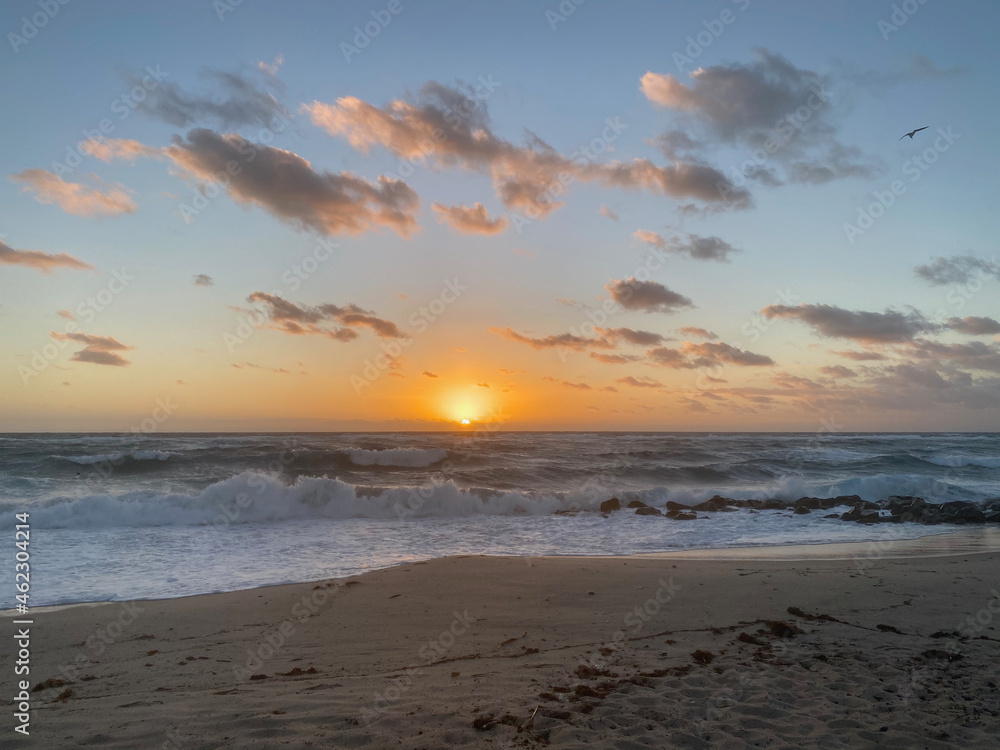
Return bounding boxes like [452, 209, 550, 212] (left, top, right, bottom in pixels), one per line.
[0, 240, 94, 274]
[431, 202, 508, 235]
[10, 169, 136, 217]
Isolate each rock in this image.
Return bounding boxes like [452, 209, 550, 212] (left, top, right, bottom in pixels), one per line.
[599, 498, 621, 513]
[693, 495, 733, 511]
[857, 510, 881, 524]
[627, 500, 649, 509]
[823, 513, 840, 519]
[793, 506, 811, 515]
[940, 501, 977, 519]
[985, 512, 1000, 523]
[665, 510, 697, 521]
[635, 506, 663, 516]
[666, 501, 692, 512]
[834, 494, 863, 506]
[794, 497, 823, 510]
[953, 506, 986, 524]
[841, 504, 864, 521]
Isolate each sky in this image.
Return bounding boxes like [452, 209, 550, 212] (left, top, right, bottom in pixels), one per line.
[1, 0, 999, 432]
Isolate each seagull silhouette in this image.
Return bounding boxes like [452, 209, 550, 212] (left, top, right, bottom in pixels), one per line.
[900, 126, 929, 140]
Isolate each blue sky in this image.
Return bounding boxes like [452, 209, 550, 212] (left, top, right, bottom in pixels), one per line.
[2, 0, 999, 431]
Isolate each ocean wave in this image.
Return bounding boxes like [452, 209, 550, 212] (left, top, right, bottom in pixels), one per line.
[4, 472, 585, 528]
[344, 447, 448, 467]
[919, 454, 1000, 469]
[6, 466, 993, 530]
[54, 450, 174, 465]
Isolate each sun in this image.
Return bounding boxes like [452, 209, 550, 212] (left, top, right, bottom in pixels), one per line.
[461, 418, 471, 425]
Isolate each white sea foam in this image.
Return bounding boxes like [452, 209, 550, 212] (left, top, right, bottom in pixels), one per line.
[921, 454, 1000, 469]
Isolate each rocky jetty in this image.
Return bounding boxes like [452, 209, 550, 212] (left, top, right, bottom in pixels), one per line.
[602, 493, 1000, 525]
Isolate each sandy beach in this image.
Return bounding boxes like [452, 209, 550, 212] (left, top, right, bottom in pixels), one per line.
[6, 530, 1000, 749]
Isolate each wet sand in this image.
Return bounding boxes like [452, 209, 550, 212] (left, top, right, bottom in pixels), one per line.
[4, 531, 999, 748]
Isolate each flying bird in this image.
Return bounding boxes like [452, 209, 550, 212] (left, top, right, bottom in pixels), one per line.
[899, 126, 929, 140]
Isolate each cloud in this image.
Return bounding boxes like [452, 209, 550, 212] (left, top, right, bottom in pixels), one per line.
[303, 81, 751, 218]
[0, 240, 95, 274]
[10, 169, 136, 217]
[946, 316, 1000, 336]
[193, 274, 214, 287]
[512, 247, 535, 257]
[839, 54, 962, 90]
[476, 382, 490, 388]
[258, 55, 285, 77]
[50, 331, 133, 367]
[491, 327, 613, 351]
[422, 371, 439, 378]
[431, 202, 508, 235]
[601, 385, 618, 392]
[80, 138, 159, 162]
[678, 326, 718, 340]
[762, 303, 937, 343]
[606, 278, 694, 313]
[599, 205, 619, 221]
[498, 368, 523, 374]
[915, 255, 999, 286]
[907, 340, 1000, 373]
[248, 292, 405, 340]
[787, 142, 883, 185]
[233, 362, 291, 374]
[596, 327, 669, 346]
[819, 365, 857, 378]
[647, 341, 774, 369]
[57, 310, 75, 320]
[617, 375, 663, 388]
[542, 377, 591, 389]
[834, 349, 886, 361]
[633, 229, 739, 262]
[164, 129, 419, 237]
[134, 68, 288, 128]
[641, 49, 882, 187]
[641, 49, 828, 141]
[589, 352, 643, 364]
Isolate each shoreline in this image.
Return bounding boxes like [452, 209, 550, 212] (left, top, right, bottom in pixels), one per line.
[4, 541, 998, 748]
[6, 527, 998, 616]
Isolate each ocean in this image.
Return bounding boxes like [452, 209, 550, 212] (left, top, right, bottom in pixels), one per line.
[2, 432, 998, 607]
